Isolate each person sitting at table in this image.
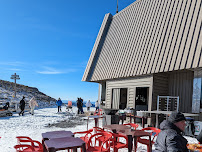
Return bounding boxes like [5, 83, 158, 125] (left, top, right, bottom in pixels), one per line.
[3, 102, 9, 110]
[197, 130, 202, 144]
[155, 111, 188, 152]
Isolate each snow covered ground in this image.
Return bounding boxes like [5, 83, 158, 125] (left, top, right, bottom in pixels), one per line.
[0, 106, 198, 152]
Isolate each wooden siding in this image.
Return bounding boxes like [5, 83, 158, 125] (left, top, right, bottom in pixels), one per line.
[168, 70, 194, 112]
[83, 0, 202, 82]
[104, 76, 153, 111]
[152, 73, 169, 110]
[152, 70, 194, 112]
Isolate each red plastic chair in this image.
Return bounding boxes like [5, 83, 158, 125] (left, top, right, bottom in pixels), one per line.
[93, 127, 105, 133]
[86, 132, 113, 152]
[14, 144, 36, 152]
[94, 109, 103, 115]
[137, 127, 161, 152]
[14, 136, 43, 152]
[93, 127, 108, 146]
[16, 136, 32, 144]
[74, 129, 94, 147]
[16, 136, 43, 152]
[123, 123, 139, 130]
[111, 132, 128, 152]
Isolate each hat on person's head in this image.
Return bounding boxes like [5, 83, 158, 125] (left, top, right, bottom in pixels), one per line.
[168, 111, 186, 123]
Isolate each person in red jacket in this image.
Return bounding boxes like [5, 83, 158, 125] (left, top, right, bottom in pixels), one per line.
[66, 101, 72, 112]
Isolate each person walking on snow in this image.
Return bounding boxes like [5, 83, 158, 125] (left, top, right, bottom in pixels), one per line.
[56, 98, 63, 112]
[86, 100, 92, 111]
[77, 98, 84, 114]
[29, 97, 38, 115]
[19, 96, 26, 116]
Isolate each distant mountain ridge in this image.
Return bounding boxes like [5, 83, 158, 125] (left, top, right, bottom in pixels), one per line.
[0, 79, 56, 107]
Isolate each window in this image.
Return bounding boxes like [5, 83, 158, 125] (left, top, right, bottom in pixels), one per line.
[111, 88, 128, 109]
[192, 70, 202, 113]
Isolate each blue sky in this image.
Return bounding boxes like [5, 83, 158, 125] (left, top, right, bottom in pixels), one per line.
[0, 0, 135, 101]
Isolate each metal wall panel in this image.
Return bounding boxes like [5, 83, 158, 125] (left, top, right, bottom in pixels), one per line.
[152, 70, 193, 113]
[82, 13, 112, 81]
[168, 70, 194, 112]
[186, 1, 202, 68]
[83, 0, 202, 82]
[159, 0, 185, 72]
[153, 73, 169, 111]
[155, 0, 180, 73]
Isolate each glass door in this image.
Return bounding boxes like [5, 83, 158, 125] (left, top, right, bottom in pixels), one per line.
[192, 69, 202, 113]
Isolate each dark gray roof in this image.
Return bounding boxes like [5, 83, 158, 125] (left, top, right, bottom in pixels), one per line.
[83, 0, 202, 82]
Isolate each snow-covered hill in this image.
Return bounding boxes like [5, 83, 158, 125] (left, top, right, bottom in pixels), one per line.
[0, 79, 56, 108]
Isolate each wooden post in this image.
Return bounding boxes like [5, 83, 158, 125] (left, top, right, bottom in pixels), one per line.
[10, 73, 20, 97]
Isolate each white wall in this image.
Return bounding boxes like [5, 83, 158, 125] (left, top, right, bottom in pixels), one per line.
[105, 76, 153, 111]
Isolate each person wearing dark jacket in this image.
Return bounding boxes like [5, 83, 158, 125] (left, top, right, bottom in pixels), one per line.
[196, 130, 202, 143]
[77, 98, 83, 114]
[155, 111, 188, 152]
[3, 102, 9, 110]
[80, 98, 84, 114]
[19, 96, 26, 116]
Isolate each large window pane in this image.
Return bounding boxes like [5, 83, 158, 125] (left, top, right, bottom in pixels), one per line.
[192, 77, 201, 113]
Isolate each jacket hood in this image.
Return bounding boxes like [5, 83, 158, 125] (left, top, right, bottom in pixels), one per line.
[160, 120, 183, 134]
